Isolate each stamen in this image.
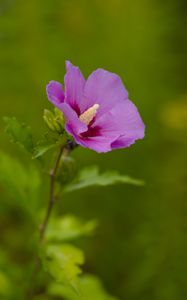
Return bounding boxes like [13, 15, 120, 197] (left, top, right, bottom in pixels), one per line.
[79, 104, 100, 125]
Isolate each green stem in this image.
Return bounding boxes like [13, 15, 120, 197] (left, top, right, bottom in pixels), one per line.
[39, 140, 76, 242]
[28, 140, 77, 299]
[39, 144, 64, 243]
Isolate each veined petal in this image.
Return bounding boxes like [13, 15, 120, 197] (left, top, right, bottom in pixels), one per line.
[59, 103, 87, 135]
[94, 99, 145, 148]
[83, 68, 128, 117]
[64, 61, 86, 113]
[66, 132, 114, 153]
[46, 62, 145, 153]
[46, 81, 65, 109]
[111, 136, 136, 149]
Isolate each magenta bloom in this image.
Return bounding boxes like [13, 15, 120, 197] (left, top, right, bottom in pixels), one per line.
[46, 61, 145, 153]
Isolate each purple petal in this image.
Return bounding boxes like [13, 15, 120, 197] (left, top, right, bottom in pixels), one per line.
[46, 63, 145, 153]
[94, 99, 145, 149]
[111, 136, 136, 149]
[67, 133, 114, 153]
[69, 120, 118, 152]
[64, 61, 86, 113]
[83, 69, 128, 117]
[46, 81, 65, 109]
[59, 103, 87, 135]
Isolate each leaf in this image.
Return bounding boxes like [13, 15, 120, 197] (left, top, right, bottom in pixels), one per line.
[63, 166, 144, 193]
[41, 244, 84, 293]
[32, 142, 58, 159]
[32, 132, 66, 159]
[4, 117, 34, 154]
[3, 116, 66, 159]
[46, 215, 98, 242]
[48, 274, 119, 300]
[0, 151, 41, 215]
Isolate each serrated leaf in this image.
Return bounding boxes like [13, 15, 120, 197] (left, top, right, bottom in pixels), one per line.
[41, 244, 84, 293]
[32, 142, 58, 159]
[32, 132, 66, 159]
[3, 116, 66, 159]
[63, 166, 144, 193]
[4, 117, 34, 154]
[48, 274, 119, 300]
[0, 151, 41, 215]
[46, 215, 98, 242]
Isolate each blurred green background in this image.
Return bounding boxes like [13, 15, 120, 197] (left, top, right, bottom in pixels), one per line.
[0, 0, 187, 299]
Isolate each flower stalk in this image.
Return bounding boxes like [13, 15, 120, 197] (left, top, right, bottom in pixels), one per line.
[39, 139, 77, 243]
[39, 144, 64, 243]
[28, 140, 77, 299]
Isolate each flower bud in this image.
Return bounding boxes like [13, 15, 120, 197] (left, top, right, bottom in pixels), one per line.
[57, 155, 76, 184]
[43, 108, 64, 133]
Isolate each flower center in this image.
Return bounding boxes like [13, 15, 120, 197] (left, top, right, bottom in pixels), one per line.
[79, 104, 100, 125]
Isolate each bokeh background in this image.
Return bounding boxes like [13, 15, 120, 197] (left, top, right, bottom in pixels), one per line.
[1, 0, 187, 299]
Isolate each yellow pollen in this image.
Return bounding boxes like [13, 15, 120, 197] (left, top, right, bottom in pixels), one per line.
[79, 104, 100, 125]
